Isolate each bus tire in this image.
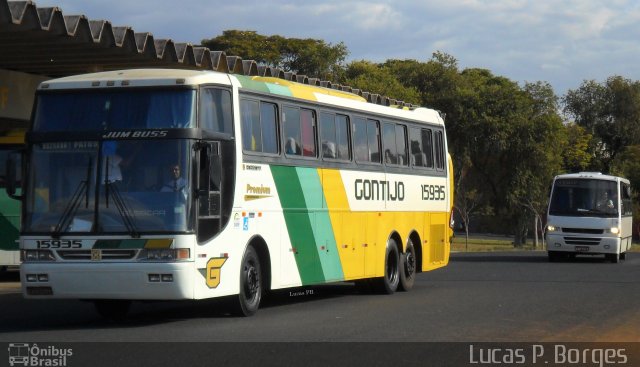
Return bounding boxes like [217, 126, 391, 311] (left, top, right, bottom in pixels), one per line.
[375, 238, 400, 294]
[94, 300, 131, 321]
[620, 252, 627, 261]
[606, 253, 620, 263]
[399, 239, 416, 291]
[548, 251, 559, 262]
[232, 245, 262, 316]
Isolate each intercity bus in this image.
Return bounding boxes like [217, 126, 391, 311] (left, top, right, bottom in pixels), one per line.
[0, 129, 24, 271]
[8, 69, 453, 318]
[546, 172, 632, 263]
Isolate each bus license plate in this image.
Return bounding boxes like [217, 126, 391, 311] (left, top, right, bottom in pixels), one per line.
[575, 246, 590, 252]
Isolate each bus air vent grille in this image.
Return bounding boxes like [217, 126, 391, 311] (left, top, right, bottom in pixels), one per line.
[561, 228, 604, 234]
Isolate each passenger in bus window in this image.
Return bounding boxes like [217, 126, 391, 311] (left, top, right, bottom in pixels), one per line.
[384, 149, 396, 164]
[285, 137, 300, 155]
[322, 141, 336, 159]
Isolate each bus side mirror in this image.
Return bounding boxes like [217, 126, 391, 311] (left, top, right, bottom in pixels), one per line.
[6, 150, 24, 201]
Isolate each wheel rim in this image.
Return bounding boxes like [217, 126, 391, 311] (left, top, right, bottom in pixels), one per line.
[405, 250, 416, 277]
[244, 261, 260, 302]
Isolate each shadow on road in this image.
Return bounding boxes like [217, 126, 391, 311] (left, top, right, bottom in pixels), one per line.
[450, 252, 548, 263]
[0, 270, 20, 282]
[0, 282, 373, 332]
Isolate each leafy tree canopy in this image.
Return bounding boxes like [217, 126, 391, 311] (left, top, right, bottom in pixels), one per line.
[202, 30, 348, 80]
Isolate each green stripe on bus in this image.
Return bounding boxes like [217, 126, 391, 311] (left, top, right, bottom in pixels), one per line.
[295, 167, 344, 282]
[235, 75, 271, 94]
[0, 190, 20, 251]
[0, 214, 19, 251]
[265, 83, 293, 97]
[270, 165, 325, 285]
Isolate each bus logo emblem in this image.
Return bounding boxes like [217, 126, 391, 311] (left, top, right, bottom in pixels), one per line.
[91, 249, 102, 261]
[206, 258, 227, 288]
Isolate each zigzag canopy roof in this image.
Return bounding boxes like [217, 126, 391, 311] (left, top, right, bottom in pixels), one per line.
[0, 0, 415, 107]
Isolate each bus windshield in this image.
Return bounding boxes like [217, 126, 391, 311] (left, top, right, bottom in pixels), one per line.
[24, 140, 194, 234]
[549, 178, 618, 217]
[33, 89, 196, 131]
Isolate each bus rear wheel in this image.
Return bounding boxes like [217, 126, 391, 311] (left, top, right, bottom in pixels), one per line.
[375, 238, 400, 294]
[399, 239, 416, 291]
[94, 300, 131, 321]
[232, 246, 262, 316]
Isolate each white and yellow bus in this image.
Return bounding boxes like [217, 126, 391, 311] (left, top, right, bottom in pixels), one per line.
[9, 69, 453, 318]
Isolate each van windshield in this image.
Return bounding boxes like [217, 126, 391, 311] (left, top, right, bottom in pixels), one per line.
[549, 179, 618, 217]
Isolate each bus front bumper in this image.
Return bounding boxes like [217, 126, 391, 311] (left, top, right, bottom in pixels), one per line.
[20, 262, 195, 300]
[545, 233, 621, 255]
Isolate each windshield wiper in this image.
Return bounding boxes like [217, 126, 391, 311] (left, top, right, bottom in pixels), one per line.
[105, 181, 139, 238]
[52, 157, 92, 238]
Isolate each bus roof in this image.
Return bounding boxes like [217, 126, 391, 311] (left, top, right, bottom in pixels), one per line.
[554, 172, 630, 184]
[38, 68, 444, 126]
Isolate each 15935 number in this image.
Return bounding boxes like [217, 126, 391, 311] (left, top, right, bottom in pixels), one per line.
[421, 184, 446, 201]
[36, 240, 82, 249]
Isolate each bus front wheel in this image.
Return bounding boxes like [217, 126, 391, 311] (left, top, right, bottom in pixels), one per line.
[232, 246, 262, 316]
[606, 253, 620, 263]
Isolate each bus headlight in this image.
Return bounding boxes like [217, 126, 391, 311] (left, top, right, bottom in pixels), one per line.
[138, 248, 190, 261]
[547, 225, 558, 232]
[610, 227, 620, 235]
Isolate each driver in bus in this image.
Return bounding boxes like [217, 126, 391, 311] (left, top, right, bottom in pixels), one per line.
[596, 191, 615, 211]
[161, 164, 186, 195]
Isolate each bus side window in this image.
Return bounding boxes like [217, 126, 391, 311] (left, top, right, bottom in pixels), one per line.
[300, 109, 317, 157]
[336, 114, 350, 160]
[366, 119, 380, 163]
[241, 99, 261, 152]
[621, 182, 633, 216]
[283, 106, 301, 156]
[434, 130, 445, 170]
[241, 99, 278, 154]
[353, 117, 369, 162]
[422, 128, 434, 168]
[409, 127, 425, 167]
[320, 112, 350, 160]
[320, 112, 337, 159]
[382, 122, 398, 165]
[200, 88, 233, 134]
[395, 124, 408, 166]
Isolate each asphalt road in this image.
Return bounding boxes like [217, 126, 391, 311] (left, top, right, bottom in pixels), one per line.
[0, 251, 639, 342]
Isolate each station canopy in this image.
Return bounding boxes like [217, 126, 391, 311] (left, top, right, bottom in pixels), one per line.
[0, 0, 412, 107]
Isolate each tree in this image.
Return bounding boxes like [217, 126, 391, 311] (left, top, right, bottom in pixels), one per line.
[342, 61, 420, 104]
[562, 123, 592, 172]
[201, 30, 348, 80]
[563, 76, 640, 173]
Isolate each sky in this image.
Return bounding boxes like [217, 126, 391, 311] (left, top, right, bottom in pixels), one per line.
[35, 0, 640, 96]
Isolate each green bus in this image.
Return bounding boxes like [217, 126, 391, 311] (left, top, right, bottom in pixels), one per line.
[0, 129, 23, 271]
